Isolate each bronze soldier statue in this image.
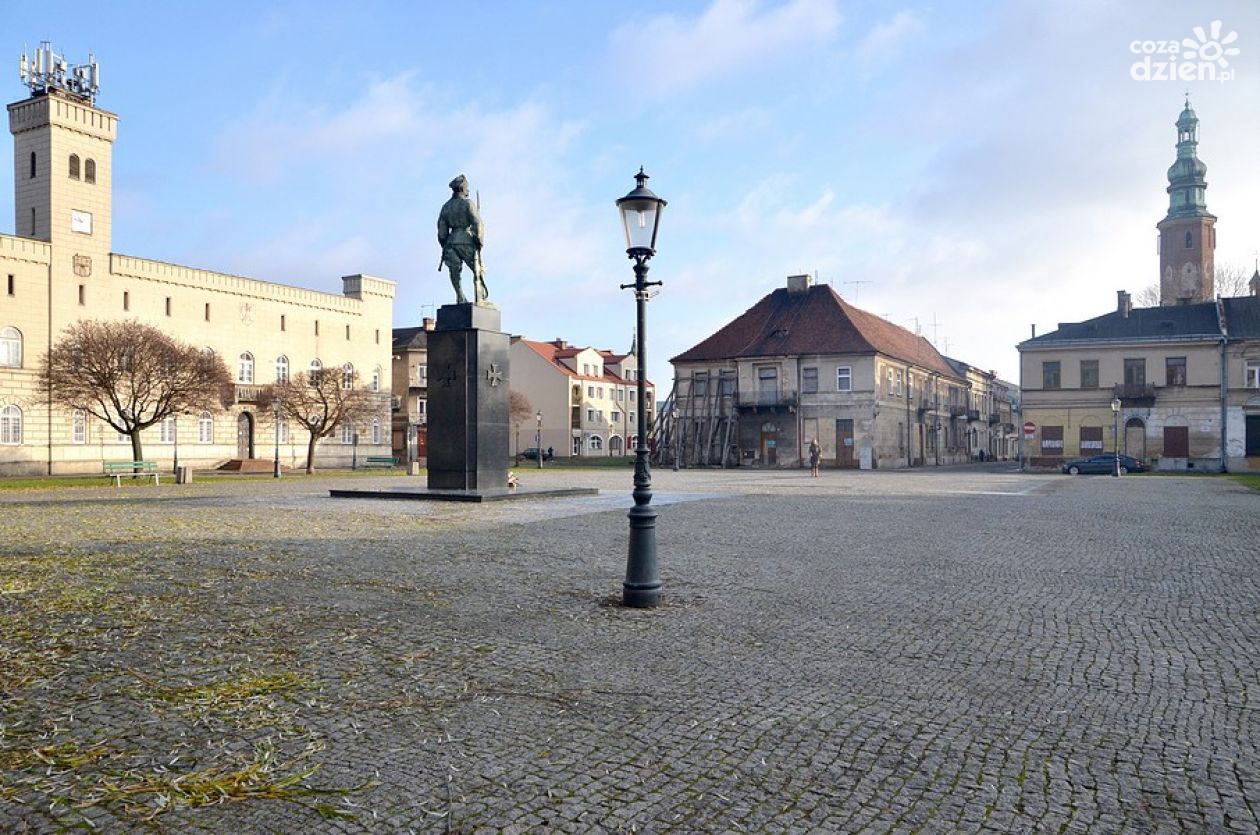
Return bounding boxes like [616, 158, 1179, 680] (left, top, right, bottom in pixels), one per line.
[437, 174, 488, 304]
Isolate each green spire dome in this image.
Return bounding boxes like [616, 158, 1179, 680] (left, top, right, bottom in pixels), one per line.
[1165, 97, 1210, 220]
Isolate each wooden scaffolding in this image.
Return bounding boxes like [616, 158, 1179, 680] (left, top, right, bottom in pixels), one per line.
[652, 375, 740, 468]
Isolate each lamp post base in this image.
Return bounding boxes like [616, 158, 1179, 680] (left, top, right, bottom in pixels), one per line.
[623, 501, 660, 608]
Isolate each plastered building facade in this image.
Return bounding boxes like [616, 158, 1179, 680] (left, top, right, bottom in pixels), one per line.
[509, 337, 654, 458]
[1018, 101, 1260, 472]
[0, 64, 394, 476]
[666, 275, 1009, 470]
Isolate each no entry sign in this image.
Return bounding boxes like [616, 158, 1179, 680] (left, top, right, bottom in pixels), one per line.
[1023, 421, 1036, 438]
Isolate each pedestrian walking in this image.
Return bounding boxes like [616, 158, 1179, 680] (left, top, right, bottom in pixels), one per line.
[809, 439, 821, 477]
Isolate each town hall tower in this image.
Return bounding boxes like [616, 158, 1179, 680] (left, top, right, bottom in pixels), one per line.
[1156, 98, 1216, 305]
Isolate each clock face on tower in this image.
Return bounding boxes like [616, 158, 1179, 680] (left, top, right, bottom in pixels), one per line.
[70, 210, 93, 234]
[1181, 263, 1199, 295]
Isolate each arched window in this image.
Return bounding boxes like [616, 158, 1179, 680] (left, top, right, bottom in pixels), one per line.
[371, 366, 381, 393]
[72, 409, 87, 444]
[342, 363, 354, 390]
[238, 352, 255, 384]
[341, 422, 354, 444]
[275, 355, 289, 383]
[84, 159, 96, 184]
[0, 327, 21, 367]
[198, 411, 214, 443]
[0, 405, 22, 444]
[69, 154, 80, 180]
[277, 419, 289, 445]
[371, 418, 381, 445]
[309, 359, 323, 386]
[589, 435, 603, 451]
[29, 152, 35, 179]
[1185, 231, 1193, 248]
[159, 416, 176, 444]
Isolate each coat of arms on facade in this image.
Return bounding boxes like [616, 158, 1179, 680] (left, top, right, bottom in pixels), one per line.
[239, 302, 254, 325]
[72, 254, 91, 277]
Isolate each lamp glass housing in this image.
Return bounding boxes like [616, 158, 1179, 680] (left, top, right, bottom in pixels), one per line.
[616, 169, 666, 255]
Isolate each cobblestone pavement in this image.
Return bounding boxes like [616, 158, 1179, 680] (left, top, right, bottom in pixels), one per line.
[1, 466, 1257, 832]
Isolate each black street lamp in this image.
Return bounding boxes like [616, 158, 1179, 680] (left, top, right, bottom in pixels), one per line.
[616, 168, 666, 608]
[535, 410, 544, 470]
[1111, 396, 1122, 477]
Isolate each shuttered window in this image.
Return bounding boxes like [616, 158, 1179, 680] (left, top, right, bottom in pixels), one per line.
[1040, 425, 1064, 455]
[1163, 426, 1189, 458]
[1079, 426, 1104, 453]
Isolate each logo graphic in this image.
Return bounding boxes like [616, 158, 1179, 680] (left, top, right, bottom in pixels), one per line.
[1130, 19, 1240, 83]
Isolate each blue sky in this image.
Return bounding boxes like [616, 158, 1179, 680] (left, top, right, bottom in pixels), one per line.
[4, 1, 1259, 387]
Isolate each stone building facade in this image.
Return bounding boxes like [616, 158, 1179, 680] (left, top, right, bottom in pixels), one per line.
[0, 50, 394, 475]
[390, 320, 433, 465]
[667, 274, 1005, 470]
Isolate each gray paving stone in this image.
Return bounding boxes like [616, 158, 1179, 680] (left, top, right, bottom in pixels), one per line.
[0, 465, 1256, 832]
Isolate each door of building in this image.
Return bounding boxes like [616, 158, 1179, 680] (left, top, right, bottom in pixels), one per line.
[836, 418, 856, 468]
[1246, 415, 1260, 457]
[416, 426, 428, 461]
[759, 421, 778, 466]
[1163, 425, 1189, 458]
[1124, 417, 1146, 460]
[237, 412, 254, 459]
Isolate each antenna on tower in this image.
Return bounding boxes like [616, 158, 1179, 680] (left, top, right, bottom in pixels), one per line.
[18, 42, 99, 104]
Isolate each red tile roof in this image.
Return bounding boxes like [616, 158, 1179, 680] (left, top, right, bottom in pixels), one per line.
[517, 338, 652, 386]
[671, 283, 959, 378]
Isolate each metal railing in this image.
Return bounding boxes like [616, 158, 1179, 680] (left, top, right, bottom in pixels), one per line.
[735, 390, 799, 408]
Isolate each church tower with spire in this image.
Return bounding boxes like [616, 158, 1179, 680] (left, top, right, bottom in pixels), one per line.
[1156, 98, 1216, 305]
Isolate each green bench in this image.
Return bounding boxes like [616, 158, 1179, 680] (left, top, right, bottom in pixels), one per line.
[361, 455, 399, 469]
[104, 460, 160, 486]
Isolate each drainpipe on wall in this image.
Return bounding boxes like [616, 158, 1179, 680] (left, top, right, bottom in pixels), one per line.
[905, 363, 912, 468]
[1018, 328, 1030, 472]
[796, 357, 804, 469]
[1220, 335, 1229, 473]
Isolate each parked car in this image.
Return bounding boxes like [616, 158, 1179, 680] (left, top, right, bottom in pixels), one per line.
[1061, 454, 1146, 475]
[520, 447, 553, 461]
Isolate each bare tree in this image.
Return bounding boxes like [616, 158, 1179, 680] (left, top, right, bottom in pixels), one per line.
[509, 389, 533, 463]
[1134, 284, 1161, 308]
[1134, 262, 1255, 307]
[40, 319, 233, 464]
[1215, 263, 1255, 298]
[271, 366, 379, 474]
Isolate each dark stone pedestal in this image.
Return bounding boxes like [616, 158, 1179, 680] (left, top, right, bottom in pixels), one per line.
[426, 303, 509, 492]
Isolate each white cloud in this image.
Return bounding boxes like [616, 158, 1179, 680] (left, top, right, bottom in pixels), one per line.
[608, 0, 843, 99]
[854, 10, 925, 76]
[203, 74, 620, 324]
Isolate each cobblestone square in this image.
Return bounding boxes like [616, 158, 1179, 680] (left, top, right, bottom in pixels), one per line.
[1, 466, 1257, 832]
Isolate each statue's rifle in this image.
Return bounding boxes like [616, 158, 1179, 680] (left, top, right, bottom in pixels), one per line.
[474, 190, 485, 281]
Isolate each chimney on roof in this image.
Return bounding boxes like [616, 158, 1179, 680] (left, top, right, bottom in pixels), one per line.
[786, 274, 812, 294]
[1031, 324, 1036, 339]
[1117, 290, 1132, 318]
[553, 338, 568, 349]
[422, 317, 435, 331]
